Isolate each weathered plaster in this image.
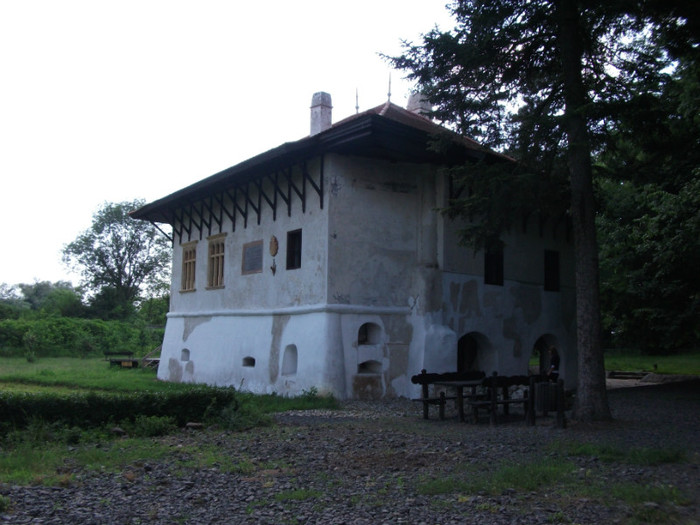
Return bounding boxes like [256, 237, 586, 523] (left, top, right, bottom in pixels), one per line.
[268, 314, 290, 383]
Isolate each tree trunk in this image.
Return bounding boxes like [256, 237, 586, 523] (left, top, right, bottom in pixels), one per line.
[555, 0, 612, 421]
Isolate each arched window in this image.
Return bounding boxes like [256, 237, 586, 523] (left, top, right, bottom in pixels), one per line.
[532, 334, 559, 377]
[181, 349, 190, 362]
[242, 356, 256, 367]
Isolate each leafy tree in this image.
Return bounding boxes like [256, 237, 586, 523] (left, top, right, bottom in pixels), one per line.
[595, 43, 700, 352]
[0, 283, 25, 319]
[138, 295, 170, 327]
[17, 280, 77, 310]
[389, 0, 694, 420]
[63, 200, 171, 320]
[37, 286, 85, 318]
[598, 178, 700, 352]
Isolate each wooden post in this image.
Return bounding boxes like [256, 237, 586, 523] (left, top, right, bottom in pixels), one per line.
[421, 369, 429, 420]
[439, 391, 446, 420]
[556, 379, 566, 429]
[526, 376, 536, 426]
[489, 372, 498, 426]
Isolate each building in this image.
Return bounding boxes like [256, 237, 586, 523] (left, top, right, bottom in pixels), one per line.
[131, 93, 577, 399]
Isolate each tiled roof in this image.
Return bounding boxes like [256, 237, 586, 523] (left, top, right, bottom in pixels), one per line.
[328, 100, 494, 155]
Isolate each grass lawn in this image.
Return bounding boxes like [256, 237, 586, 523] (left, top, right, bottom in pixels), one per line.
[526, 349, 700, 376]
[0, 357, 182, 393]
[0, 356, 338, 487]
[0, 356, 339, 412]
[603, 350, 700, 375]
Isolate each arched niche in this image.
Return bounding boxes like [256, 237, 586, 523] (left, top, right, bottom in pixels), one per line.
[281, 344, 298, 376]
[358, 322, 382, 345]
[357, 360, 382, 374]
[457, 332, 492, 373]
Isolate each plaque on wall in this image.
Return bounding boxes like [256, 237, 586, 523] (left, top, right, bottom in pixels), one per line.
[242, 240, 263, 274]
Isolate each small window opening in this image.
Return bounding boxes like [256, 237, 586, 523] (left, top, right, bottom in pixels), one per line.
[181, 349, 190, 362]
[242, 356, 256, 367]
[358, 360, 382, 374]
[544, 250, 560, 291]
[484, 246, 504, 286]
[286, 229, 302, 270]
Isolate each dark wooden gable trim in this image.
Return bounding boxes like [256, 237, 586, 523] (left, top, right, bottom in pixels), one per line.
[168, 157, 323, 238]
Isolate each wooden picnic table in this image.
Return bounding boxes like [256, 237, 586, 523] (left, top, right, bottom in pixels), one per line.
[432, 379, 484, 422]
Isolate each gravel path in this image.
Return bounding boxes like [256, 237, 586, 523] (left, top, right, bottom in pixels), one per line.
[1, 380, 699, 524]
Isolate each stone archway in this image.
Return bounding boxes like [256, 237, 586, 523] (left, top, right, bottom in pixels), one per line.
[532, 334, 559, 376]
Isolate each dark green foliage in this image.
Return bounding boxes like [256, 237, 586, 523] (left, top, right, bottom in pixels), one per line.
[0, 386, 237, 430]
[598, 179, 700, 351]
[0, 317, 162, 357]
[138, 295, 170, 327]
[0, 281, 85, 320]
[123, 415, 178, 437]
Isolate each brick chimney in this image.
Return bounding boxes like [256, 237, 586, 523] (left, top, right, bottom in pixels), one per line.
[310, 92, 332, 135]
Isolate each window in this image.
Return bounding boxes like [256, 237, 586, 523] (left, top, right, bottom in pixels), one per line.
[242, 240, 263, 274]
[286, 229, 302, 270]
[207, 235, 226, 288]
[484, 246, 504, 286]
[544, 250, 560, 291]
[181, 243, 196, 291]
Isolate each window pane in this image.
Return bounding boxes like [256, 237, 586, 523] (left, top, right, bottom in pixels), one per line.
[286, 230, 302, 270]
[544, 250, 560, 291]
[484, 247, 504, 286]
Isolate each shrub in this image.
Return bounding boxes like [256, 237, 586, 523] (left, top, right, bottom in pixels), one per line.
[0, 387, 238, 430]
[0, 318, 163, 358]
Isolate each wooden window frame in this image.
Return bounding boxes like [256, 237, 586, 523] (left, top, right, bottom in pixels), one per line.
[180, 242, 197, 292]
[207, 234, 226, 289]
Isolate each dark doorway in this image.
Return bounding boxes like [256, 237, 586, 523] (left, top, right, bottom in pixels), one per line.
[457, 334, 478, 372]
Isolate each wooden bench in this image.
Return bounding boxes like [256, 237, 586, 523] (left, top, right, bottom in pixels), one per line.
[411, 369, 486, 420]
[104, 351, 139, 368]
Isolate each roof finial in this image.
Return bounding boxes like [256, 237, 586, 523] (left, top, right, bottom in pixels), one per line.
[387, 73, 392, 102]
[355, 88, 359, 114]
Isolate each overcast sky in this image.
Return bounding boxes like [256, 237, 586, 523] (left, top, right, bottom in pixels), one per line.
[0, 0, 453, 287]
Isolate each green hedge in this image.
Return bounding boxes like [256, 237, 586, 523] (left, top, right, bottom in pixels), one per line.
[0, 386, 237, 429]
[0, 317, 163, 358]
